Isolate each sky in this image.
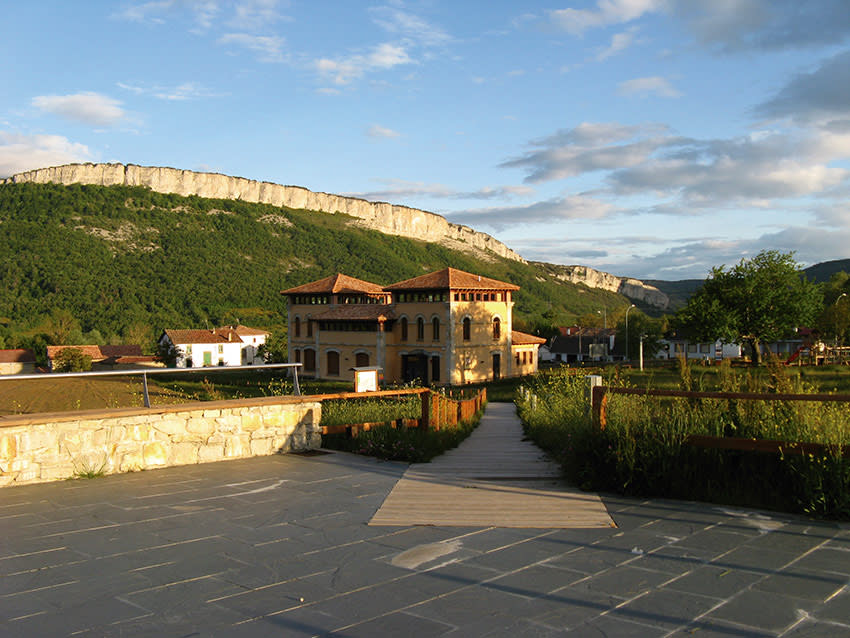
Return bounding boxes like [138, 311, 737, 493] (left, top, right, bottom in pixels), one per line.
[2, 1, 850, 281]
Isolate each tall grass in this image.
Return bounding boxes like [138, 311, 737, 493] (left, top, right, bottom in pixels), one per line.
[516, 360, 850, 519]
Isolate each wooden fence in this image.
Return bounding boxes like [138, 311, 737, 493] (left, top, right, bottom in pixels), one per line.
[590, 385, 850, 458]
[320, 387, 487, 436]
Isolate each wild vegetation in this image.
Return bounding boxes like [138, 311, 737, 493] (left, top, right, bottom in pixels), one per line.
[516, 361, 850, 519]
[0, 182, 629, 360]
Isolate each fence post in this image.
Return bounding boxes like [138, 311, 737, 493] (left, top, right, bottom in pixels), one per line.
[586, 375, 605, 430]
[420, 390, 431, 430]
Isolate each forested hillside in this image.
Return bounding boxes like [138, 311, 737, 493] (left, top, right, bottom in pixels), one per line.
[0, 182, 629, 353]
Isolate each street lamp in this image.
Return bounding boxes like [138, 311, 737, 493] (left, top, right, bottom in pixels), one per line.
[625, 304, 636, 362]
[597, 309, 607, 329]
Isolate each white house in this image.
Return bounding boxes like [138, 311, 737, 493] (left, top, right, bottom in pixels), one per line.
[159, 325, 268, 368]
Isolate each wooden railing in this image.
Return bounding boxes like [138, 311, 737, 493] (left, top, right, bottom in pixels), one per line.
[320, 387, 487, 436]
[590, 385, 850, 457]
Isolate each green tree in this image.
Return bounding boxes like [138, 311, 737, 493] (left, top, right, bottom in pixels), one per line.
[615, 311, 665, 361]
[155, 340, 183, 368]
[257, 331, 288, 363]
[53, 347, 92, 372]
[816, 272, 850, 345]
[676, 251, 822, 364]
[38, 308, 81, 345]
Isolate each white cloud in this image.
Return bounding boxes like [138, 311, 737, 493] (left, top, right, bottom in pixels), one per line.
[367, 125, 400, 139]
[597, 29, 638, 60]
[230, 0, 288, 30]
[370, 6, 451, 48]
[345, 179, 533, 203]
[0, 132, 92, 178]
[618, 76, 682, 98]
[314, 43, 412, 85]
[32, 92, 126, 126]
[218, 33, 286, 62]
[549, 0, 664, 35]
[447, 195, 619, 231]
[117, 81, 222, 100]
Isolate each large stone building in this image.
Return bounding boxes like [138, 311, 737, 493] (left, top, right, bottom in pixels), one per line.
[282, 268, 545, 384]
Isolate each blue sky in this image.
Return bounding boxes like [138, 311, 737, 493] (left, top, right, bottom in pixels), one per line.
[3, 1, 850, 281]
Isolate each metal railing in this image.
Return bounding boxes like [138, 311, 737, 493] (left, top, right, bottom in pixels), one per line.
[0, 363, 303, 407]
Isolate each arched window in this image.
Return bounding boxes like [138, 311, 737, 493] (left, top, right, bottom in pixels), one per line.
[492, 317, 501, 340]
[463, 317, 471, 341]
[294, 349, 301, 364]
[355, 352, 370, 367]
[294, 316, 301, 338]
[432, 317, 440, 341]
[417, 317, 425, 341]
[401, 317, 409, 341]
[304, 349, 316, 372]
[306, 317, 313, 338]
[327, 351, 340, 376]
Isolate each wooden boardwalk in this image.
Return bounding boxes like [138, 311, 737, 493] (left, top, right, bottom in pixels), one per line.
[369, 402, 615, 528]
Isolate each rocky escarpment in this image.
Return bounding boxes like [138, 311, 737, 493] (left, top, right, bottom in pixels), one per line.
[3, 163, 669, 308]
[535, 262, 669, 310]
[2, 163, 524, 263]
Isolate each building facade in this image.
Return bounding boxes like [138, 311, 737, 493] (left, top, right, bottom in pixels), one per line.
[282, 268, 545, 385]
[159, 325, 269, 368]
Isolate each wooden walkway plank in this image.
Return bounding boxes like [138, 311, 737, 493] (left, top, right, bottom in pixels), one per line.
[369, 402, 615, 528]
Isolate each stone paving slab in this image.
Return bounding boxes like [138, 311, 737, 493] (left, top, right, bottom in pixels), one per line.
[1, 434, 848, 636]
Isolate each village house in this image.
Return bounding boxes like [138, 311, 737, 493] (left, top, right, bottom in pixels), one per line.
[282, 268, 545, 384]
[0, 349, 37, 375]
[158, 325, 269, 368]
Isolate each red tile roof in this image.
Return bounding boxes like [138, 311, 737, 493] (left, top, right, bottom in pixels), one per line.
[281, 273, 385, 295]
[0, 348, 35, 363]
[46, 345, 105, 360]
[384, 267, 519, 292]
[99, 345, 143, 357]
[511, 330, 546, 345]
[163, 329, 240, 345]
[311, 306, 397, 321]
[220, 324, 269, 337]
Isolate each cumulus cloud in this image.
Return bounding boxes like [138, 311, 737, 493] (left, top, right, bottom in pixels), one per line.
[755, 49, 850, 126]
[218, 33, 286, 62]
[0, 132, 92, 178]
[315, 43, 412, 85]
[618, 76, 682, 98]
[32, 92, 126, 127]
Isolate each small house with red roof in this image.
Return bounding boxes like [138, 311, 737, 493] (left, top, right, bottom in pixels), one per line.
[281, 267, 544, 384]
[0, 349, 37, 375]
[158, 325, 269, 368]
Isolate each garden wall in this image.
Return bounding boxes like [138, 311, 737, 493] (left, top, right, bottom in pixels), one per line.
[0, 396, 322, 487]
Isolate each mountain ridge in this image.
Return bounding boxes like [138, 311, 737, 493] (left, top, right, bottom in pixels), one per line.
[3, 163, 669, 309]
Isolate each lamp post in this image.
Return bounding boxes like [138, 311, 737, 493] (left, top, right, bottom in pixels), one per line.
[625, 304, 636, 362]
[597, 309, 607, 329]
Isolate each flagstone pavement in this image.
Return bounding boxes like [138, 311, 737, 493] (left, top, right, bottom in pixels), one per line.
[1, 403, 848, 637]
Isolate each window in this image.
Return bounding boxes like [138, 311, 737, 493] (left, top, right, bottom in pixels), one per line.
[294, 349, 301, 363]
[417, 317, 425, 341]
[463, 317, 471, 341]
[674, 343, 684, 353]
[294, 316, 300, 338]
[327, 351, 339, 376]
[304, 349, 316, 372]
[688, 344, 697, 353]
[306, 318, 313, 338]
[355, 352, 369, 367]
[700, 343, 711, 354]
[186, 344, 192, 354]
[431, 356, 440, 382]
[218, 345, 223, 353]
[515, 352, 521, 365]
[401, 317, 408, 341]
[432, 317, 440, 341]
[492, 317, 501, 340]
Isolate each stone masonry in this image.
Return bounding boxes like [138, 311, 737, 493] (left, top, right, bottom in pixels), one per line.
[0, 396, 322, 487]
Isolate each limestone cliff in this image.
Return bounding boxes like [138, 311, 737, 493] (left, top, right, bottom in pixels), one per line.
[3, 162, 669, 308]
[534, 262, 669, 310]
[2, 163, 523, 262]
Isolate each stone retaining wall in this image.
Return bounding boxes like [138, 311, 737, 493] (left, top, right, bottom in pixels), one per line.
[0, 396, 322, 487]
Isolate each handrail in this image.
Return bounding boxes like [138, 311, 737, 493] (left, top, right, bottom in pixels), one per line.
[0, 363, 304, 407]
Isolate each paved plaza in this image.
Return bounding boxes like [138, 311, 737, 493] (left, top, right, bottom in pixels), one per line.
[1, 405, 849, 637]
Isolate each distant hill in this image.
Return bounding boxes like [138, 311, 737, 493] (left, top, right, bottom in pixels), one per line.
[643, 279, 704, 310]
[804, 259, 850, 282]
[0, 182, 634, 347]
